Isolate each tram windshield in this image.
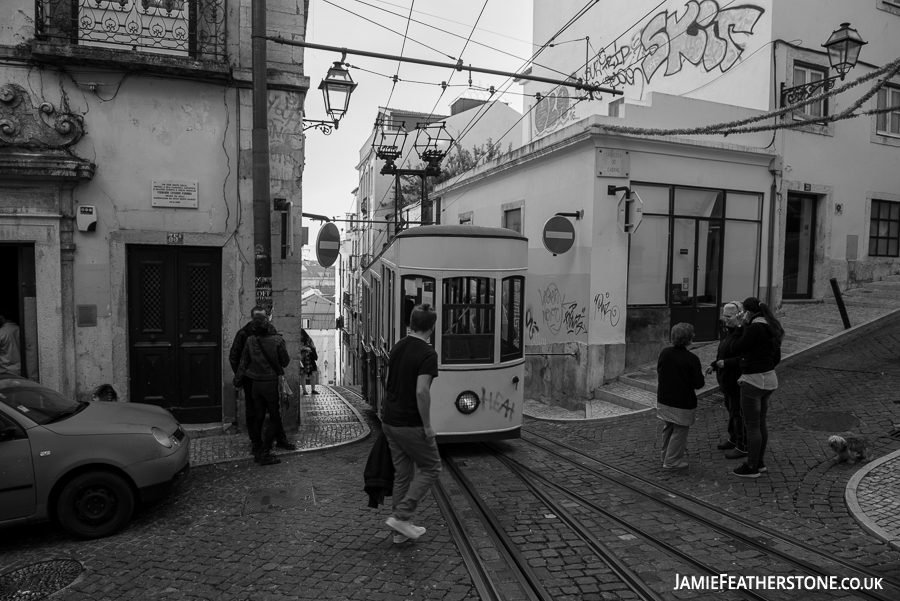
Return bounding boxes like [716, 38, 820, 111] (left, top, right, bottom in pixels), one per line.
[442, 277, 495, 364]
[500, 276, 524, 362]
[401, 275, 435, 345]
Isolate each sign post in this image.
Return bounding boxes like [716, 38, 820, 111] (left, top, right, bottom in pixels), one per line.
[617, 191, 643, 234]
[316, 222, 341, 268]
[542, 216, 576, 255]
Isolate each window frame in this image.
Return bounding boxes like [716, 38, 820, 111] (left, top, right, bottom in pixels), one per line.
[869, 199, 900, 258]
[441, 276, 496, 365]
[400, 274, 435, 346]
[876, 84, 900, 137]
[500, 276, 525, 362]
[790, 63, 829, 121]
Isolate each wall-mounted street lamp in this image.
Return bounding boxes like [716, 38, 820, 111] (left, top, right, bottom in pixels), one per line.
[304, 58, 359, 135]
[373, 119, 455, 234]
[780, 23, 867, 107]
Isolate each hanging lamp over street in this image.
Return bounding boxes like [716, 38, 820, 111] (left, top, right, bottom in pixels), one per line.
[319, 60, 358, 127]
[822, 23, 867, 79]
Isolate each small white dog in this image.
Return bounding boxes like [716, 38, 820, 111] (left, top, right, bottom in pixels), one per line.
[828, 435, 871, 464]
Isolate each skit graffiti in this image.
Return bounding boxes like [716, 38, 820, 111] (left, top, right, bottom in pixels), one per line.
[481, 387, 516, 422]
[592, 291, 621, 327]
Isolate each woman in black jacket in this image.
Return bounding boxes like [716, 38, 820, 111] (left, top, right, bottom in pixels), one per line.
[657, 323, 705, 470]
[730, 297, 784, 478]
[707, 301, 745, 458]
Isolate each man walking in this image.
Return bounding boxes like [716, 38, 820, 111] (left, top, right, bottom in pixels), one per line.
[382, 303, 442, 544]
[229, 307, 295, 451]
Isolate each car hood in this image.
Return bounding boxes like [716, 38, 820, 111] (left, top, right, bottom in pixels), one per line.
[43, 401, 178, 436]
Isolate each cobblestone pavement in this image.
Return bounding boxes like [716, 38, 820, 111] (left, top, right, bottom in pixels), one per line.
[523, 314, 900, 583]
[0, 390, 479, 601]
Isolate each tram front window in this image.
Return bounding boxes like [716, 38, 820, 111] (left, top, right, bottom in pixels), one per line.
[442, 277, 495, 364]
[401, 275, 435, 345]
[500, 276, 524, 362]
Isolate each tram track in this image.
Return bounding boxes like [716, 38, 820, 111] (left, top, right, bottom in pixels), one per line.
[512, 429, 900, 601]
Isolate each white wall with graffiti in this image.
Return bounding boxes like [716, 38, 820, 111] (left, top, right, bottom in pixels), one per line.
[527, 0, 773, 141]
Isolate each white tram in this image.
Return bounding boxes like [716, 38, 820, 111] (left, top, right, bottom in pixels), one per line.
[360, 225, 528, 442]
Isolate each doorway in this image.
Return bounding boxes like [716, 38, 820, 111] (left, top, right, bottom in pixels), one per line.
[783, 194, 817, 299]
[0, 244, 37, 379]
[127, 245, 222, 423]
[669, 218, 721, 341]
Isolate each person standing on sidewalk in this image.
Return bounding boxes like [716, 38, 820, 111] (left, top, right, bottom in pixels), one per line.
[657, 323, 705, 470]
[238, 313, 292, 466]
[299, 329, 319, 395]
[730, 297, 784, 479]
[707, 302, 746, 459]
[382, 303, 442, 543]
[229, 307, 296, 452]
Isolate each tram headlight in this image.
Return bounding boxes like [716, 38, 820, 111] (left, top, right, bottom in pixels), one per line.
[455, 391, 480, 414]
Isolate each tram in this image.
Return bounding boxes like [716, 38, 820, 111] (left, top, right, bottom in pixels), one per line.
[360, 225, 528, 442]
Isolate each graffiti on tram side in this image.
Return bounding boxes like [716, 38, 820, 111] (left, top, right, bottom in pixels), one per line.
[592, 291, 621, 327]
[562, 299, 588, 335]
[481, 388, 516, 422]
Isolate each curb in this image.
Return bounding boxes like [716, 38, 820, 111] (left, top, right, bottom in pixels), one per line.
[191, 387, 371, 469]
[845, 448, 900, 552]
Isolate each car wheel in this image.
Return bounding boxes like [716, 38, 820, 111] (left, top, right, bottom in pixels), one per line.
[56, 471, 135, 539]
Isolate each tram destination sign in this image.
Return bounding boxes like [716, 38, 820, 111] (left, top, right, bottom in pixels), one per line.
[542, 215, 576, 255]
[316, 222, 341, 268]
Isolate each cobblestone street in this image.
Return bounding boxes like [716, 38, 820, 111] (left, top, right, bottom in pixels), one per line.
[3, 318, 900, 600]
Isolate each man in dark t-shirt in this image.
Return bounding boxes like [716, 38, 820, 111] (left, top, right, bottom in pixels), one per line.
[382, 303, 442, 544]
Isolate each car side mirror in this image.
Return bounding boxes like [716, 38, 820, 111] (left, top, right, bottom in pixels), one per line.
[0, 427, 18, 442]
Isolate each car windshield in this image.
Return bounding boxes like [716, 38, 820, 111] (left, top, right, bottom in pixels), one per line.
[0, 379, 83, 425]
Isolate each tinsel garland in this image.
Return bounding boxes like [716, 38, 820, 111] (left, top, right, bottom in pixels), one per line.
[600, 56, 900, 138]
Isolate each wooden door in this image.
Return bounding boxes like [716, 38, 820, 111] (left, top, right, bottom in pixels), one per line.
[128, 246, 221, 423]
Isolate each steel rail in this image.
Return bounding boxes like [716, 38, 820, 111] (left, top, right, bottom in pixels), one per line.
[487, 447, 770, 601]
[432, 480, 504, 601]
[521, 429, 900, 599]
[441, 452, 554, 601]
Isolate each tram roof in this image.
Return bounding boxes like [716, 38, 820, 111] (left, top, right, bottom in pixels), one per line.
[395, 224, 527, 241]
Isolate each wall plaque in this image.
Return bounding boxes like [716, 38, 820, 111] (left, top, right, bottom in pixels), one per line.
[152, 180, 199, 208]
[597, 148, 630, 178]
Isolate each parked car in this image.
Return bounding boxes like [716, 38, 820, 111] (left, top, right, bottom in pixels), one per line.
[0, 374, 190, 539]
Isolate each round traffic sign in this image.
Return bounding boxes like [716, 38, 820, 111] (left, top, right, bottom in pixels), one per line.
[316, 222, 340, 268]
[542, 216, 576, 254]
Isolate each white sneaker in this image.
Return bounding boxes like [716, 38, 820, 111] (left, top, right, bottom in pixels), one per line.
[392, 526, 426, 544]
[386, 517, 425, 540]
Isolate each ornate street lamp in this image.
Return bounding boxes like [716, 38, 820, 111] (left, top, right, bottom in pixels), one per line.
[304, 58, 358, 134]
[373, 118, 409, 173]
[781, 23, 867, 107]
[412, 122, 454, 176]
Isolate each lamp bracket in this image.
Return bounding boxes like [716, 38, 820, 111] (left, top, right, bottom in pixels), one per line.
[780, 75, 841, 108]
[555, 211, 584, 220]
[303, 119, 336, 134]
[608, 185, 631, 197]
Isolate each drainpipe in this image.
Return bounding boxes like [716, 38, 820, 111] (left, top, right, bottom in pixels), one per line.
[252, 0, 272, 314]
[767, 160, 781, 307]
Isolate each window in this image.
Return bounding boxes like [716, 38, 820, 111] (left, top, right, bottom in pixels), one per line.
[500, 277, 524, 362]
[37, 1, 226, 60]
[792, 65, 828, 120]
[870, 200, 900, 257]
[459, 212, 473, 225]
[442, 277, 495, 364]
[503, 208, 522, 233]
[400, 275, 435, 344]
[608, 98, 624, 117]
[876, 86, 900, 136]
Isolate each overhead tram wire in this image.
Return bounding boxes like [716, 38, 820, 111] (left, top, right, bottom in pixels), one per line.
[342, 0, 577, 81]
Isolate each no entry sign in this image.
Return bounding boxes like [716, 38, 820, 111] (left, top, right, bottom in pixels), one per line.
[316, 222, 340, 268]
[542, 216, 575, 255]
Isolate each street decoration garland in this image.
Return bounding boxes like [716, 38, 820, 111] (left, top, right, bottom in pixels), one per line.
[600, 56, 900, 137]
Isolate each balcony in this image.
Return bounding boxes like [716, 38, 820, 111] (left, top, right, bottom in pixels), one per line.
[35, 0, 227, 67]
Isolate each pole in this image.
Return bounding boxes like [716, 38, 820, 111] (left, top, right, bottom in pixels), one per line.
[252, 0, 272, 314]
[421, 174, 427, 225]
[394, 172, 400, 237]
[829, 278, 852, 329]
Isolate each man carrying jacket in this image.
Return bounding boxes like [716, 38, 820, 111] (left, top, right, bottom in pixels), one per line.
[229, 307, 295, 451]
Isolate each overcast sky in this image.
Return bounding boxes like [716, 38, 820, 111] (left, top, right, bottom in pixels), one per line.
[301, 0, 534, 244]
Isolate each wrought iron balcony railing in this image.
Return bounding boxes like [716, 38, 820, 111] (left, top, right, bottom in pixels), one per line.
[35, 0, 226, 61]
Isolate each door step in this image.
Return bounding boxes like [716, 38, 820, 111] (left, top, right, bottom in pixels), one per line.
[183, 422, 236, 439]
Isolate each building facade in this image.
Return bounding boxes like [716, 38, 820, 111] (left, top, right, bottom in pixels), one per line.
[0, 0, 310, 424]
[433, 0, 900, 406]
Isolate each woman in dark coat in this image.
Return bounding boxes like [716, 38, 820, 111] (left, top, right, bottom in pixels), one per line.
[657, 323, 705, 469]
[707, 301, 746, 458]
[730, 297, 784, 478]
[299, 328, 319, 395]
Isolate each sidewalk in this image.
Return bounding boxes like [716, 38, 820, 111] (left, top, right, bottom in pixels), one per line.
[524, 274, 900, 551]
[187, 385, 369, 467]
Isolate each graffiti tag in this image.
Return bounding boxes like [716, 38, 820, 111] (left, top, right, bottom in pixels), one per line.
[532, 88, 579, 136]
[539, 284, 563, 334]
[562, 299, 588, 335]
[525, 306, 540, 340]
[641, 1, 765, 82]
[592, 291, 621, 327]
[481, 387, 516, 422]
